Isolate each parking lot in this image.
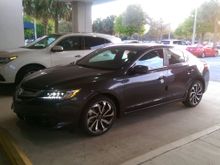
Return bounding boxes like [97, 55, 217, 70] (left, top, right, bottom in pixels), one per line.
[0, 57, 220, 165]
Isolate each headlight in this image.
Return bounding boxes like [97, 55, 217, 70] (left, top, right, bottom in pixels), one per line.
[0, 56, 17, 64]
[41, 89, 80, 100]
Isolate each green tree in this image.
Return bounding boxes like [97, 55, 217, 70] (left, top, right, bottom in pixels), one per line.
[49, 0, 72, 33]
[174, 0, 220, 43]
[23, 0, 71, 34]
[114, 5, 149, 36]
[197, 0, 220, 45]
[23, 0, 51, 34]
[145, 18, 170, 41]
[174, 15, 193, 39]
[93, 15, 116, 34]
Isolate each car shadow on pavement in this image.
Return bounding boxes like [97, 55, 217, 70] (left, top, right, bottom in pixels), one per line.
[0, 84, 15, 96]
[11, 102, 188, 144]
[113, 102, 189, 130]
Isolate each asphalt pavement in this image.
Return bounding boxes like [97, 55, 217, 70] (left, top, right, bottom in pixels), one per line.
[203, 56, 220, 82]
[122, 124, 220, 165]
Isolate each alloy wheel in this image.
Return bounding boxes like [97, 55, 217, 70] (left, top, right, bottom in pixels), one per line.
[86, 100, 115, 135]
[189, 82, 203, 106]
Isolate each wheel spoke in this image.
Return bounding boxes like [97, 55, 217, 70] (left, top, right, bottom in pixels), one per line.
[95, 119, 99, 131]
[103, 111, 114, 118]
[102, 105, 112, 116]
[88, 109, 98, 116]
[194, 94, 198, 104]
[101, 118, 112, 125]
[89, 119, 98, 132]
[101, 101, 107, 114]
[93, 103, 102, 114]
[87, 115, 97, 124]
[195, 96, 200, 101]
[100, 120, 107, 131]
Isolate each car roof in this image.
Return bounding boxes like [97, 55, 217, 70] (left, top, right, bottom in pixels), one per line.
[103, 43, 172, 51]
[52, 32, 122, 43]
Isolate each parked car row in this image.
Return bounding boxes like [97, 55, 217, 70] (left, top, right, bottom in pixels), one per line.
[0, 33, 121, 84]
[186, 44, 218, 58]
[1, 34, 210, 136]
[160, 39, 219, 58]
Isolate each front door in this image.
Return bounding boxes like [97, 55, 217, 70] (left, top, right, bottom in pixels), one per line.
[51, 36, 91, 66]
[123, 48, 168, 112]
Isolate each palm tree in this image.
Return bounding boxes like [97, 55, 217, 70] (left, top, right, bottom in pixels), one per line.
[49, 0, 72, 33]
[23, 0, 72, 34]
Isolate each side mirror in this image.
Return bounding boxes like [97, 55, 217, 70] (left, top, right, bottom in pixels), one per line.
[51, 45, 64, 52]
[129, 65, 149, 75]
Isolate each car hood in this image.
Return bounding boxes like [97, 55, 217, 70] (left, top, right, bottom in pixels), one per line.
[21, 65, 115, 89]
[0, 47, 45, 57]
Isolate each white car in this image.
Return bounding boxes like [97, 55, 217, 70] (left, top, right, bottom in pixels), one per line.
[0, 33, 121, 84]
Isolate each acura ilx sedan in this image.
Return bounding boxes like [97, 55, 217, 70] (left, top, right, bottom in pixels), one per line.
[12, 44, 209, 136]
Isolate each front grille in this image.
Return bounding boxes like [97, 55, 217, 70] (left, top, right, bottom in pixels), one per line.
[0, 74, 5, 81]
[17, 87, 41, 98]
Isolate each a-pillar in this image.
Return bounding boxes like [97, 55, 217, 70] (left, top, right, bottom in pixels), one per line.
[72, 1, 92, 33]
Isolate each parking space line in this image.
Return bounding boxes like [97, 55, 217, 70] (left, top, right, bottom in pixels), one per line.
[0, 128, 32, 165]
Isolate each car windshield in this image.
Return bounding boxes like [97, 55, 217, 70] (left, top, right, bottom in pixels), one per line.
[25, 34, 62, 49]
[77, 47, 140, 70]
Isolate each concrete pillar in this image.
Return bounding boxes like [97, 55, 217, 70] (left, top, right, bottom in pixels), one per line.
[72, 1, 92, 32]
[0, 0, 24, 50]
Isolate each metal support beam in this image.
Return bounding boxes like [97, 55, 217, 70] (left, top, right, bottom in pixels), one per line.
[71, 1, 92, 32]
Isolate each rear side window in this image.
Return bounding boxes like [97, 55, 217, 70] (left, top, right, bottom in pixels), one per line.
[173, 41, 182, 45]
[164, 48, 186, 65]
[136, 49, 164, 70]
[161, 41, 170, 45]
[84, 37, 111, 50]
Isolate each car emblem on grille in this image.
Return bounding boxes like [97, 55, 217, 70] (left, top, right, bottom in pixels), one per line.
[17, 88, 24, 96]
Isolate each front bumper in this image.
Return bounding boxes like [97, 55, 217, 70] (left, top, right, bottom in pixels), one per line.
[12, 97, 84, 125]
[0, 64, 16, 84]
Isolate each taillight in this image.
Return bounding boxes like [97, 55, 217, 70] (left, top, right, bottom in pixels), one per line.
[203, 62, 208, 71]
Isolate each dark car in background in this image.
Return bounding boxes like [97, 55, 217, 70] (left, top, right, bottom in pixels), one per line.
[12, 44, 209, 136]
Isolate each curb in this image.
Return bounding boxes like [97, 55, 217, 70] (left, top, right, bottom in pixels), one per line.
[0, 128, 32, 165]
[121, 124, 220, 165]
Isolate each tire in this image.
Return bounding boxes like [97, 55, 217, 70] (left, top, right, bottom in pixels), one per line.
[16, 113, 25, 120]
[183, 80, 204, 107]
[15, 65, 44, 85]
[81, 96, 116, 136]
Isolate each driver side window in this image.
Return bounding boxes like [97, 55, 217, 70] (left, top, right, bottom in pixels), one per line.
[136, 49, 164, 70]
[57, 37, 82, 51]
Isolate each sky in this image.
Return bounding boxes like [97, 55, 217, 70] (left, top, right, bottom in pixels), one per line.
[92, 0, 207, 30]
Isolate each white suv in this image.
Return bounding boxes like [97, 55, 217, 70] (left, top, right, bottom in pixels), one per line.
[0, 33, 121, 84]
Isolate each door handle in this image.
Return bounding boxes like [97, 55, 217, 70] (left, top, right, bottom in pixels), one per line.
[75, 55, 81, 58]
[187, 68, 194, 75]
[158, 76, 165, 84]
